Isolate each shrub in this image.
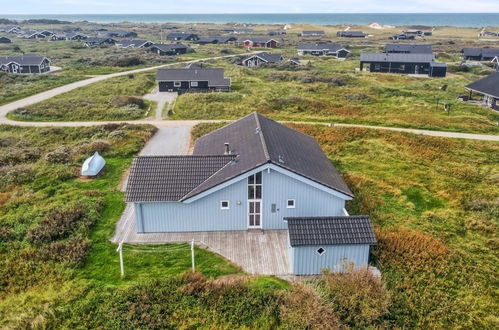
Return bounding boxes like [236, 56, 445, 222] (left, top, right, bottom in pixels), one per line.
[45, 145, 72, 164]
[329, 77, 347, 87]
[113, 56, 144, 67]
[108, 130, 127, 139]
[111, 96, 145, 108]
[0, 164, 35, 186]
[74, 140, 111, 155]
[26, 203, 93, 244]
[42, 236, 91, 264]
[319, 266, 391, 328]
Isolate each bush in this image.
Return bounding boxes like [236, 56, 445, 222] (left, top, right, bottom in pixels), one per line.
[108, 130, 127, 139]
[113, 57, 144, 67]
[42, 236, 91, 264]
[26, 203, 93, 244]
[319, 266, 391, 328]
[45, 146, 72, 164]
[0, 164, 35, 186]
[329, 77, 347, 87]
[74, 140, 111, 155]
[112, 96, 145, 108]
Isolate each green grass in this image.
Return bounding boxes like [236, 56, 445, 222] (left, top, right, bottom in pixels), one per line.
[0, 72, 85, 106]
[8, 72, 157, 121]
[171, 58, 499, 134]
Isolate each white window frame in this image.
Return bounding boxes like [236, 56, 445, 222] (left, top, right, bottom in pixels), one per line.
[316, 247, 326, 256]
[190, 81, 198, 87]
[173, 81, 181, 87]
[286, 199, 296, 208]
[220, 200, 230, 210]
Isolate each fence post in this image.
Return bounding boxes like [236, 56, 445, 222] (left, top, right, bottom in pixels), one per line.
[117, 241, 124, 277]
[191, 239, 195, 272]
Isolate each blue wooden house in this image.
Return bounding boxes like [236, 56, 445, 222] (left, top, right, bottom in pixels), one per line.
[126, 113, 376, 274]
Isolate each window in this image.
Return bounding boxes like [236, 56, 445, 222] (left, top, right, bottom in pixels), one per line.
[316, 248, 326, 255]
[247, 172, 262, 199]
[374, 64, 381, 71]
[190, 81, 198, 87]
[174, 81, 181, 87]
[220, 200, 229, 210]
[286, 199, 295, 208]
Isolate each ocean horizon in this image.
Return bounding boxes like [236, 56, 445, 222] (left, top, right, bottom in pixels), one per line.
[2, 13, 499, 27]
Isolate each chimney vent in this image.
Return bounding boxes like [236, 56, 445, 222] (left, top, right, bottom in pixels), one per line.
[224, 143, 230, 155]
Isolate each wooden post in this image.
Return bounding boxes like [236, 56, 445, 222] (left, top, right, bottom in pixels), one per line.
[191, 239, 195, 272]
[117, 241, 124, 277]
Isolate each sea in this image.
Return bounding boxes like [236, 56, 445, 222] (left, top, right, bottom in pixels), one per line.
[2, 13, 499, 27]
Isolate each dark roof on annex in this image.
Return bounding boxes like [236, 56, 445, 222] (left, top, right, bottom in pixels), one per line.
[156, 68, 230, 87]
[384, 44, 433, 54]
[126, 113, 353, 202]
[150, 43, 187, 51]
[286, 216, 377, 246]
[244, 52, 283, 63]
[465, 72, 499, 98]
[462, 48, 499, 57]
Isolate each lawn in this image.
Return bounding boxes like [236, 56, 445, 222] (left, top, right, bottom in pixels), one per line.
[171, 58, 499, 134]
[7, 72, 157, 121]
[192, 122, 499, 328]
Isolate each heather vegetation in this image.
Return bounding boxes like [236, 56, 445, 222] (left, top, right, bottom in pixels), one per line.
[192, 122, 499, 328]
[8, 72, 156, 121]
[172, 58, 499, 134]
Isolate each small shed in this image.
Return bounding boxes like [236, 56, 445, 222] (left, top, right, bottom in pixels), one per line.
[81, 152, 106, 177]
[285, 216, 376, 275]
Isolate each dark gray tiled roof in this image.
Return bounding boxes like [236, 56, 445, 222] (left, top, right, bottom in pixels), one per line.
[117, 39, 150, 47]
[360, 52, 437, 63]
[125, 155, 235, 202]
[462, 47, 499, 57]
[285, 216, 377, 246]
[302, 30, 325, 35]
[384, 44, 433, 54]
[338, 31, 367, 37]
[187, 113, 353, 199]
[0, 54, 49, 66]
[239, 37, 278, 43]
[244, 52, 283, 63]
[156, 68, 230, 87]
[150, 43, 188, 52]
[465, 72, 499, 98]
[298, 43, 346, 52]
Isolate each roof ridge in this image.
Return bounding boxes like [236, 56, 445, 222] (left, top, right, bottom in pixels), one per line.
[180, 155, 237, 201]
[254, 113, 270, 161]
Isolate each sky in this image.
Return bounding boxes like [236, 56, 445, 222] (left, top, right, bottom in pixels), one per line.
[2, 0, 499, 14]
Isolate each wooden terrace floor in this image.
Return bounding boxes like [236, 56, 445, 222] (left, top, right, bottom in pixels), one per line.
[111, 205, 291, 275]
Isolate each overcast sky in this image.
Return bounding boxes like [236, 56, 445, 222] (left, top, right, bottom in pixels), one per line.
[3, 0, 499, 14]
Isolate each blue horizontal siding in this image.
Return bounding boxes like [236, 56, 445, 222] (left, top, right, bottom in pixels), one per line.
[291, 244, 370, 275]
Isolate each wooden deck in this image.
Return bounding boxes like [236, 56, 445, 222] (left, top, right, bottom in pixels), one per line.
[111, 205, 291, 275]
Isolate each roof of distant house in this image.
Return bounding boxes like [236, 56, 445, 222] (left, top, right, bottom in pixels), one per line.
[244, 52, 283, 63]
[285, 216, 377, 246]
[360, 52, 440, 63]
[298, 43, 347, 52]
[156, 68, 230, 87]
[465, 72, 499, 98]
[384, 44, 433, 54]
[0, 54, 49, 66]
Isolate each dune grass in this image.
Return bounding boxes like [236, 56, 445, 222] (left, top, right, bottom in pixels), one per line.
[172, 58, 499, 134]
[7, 72, 157, 121]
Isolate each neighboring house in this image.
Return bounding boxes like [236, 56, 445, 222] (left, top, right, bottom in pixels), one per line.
[403, 29, 433, 36]
[241, 52, 284, 67]
[222, 28, 254, 34]
[38, 30, 55, 37]
[286, 216, 376, 275]
[297, 43, 350, 58]
[240, 38, 279, 48]
[167, 32, 199, 41]
[0, 25, 22, 33]
[360, 53, 447, 77]
[389, 34, 415, 40]
[20, 30, 45, 39]
[155, 67, 231, 93]
[0, 36, 12, 43]
[116, 39, 154, 48]
[0, 54, 51, 74]
[462, 48, 499, 61]
[268, 29, 286, 36]
[301, 30, 325, 37]
[149, 43, 188, 55]
[196, 36, 237, 45]
[288, 57, 301, 65]
[384, 44, 433, 54]
[337, 31, 368, 38]
[98, 30, 138, 38]
[84, 37, 116, 46]
[125, 113, 374, 275]
[65, 32, 88, 40]
[465, 72, 499, 110]
[479, 30, 499, 37]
